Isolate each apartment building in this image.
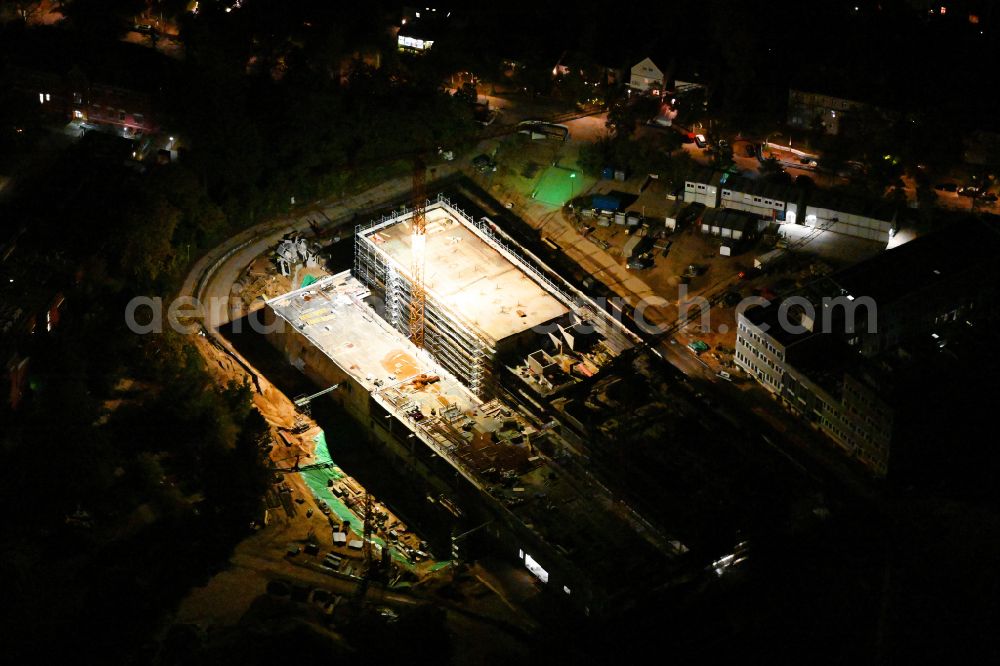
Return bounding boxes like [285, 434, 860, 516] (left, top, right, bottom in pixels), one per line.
[735, 222, 1000, 475]
[787, 88, 868, 135]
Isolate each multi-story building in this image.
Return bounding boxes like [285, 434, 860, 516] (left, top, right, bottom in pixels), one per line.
[261, 198, 671, 616]
[787, 88, 868, 135]
[353, 197, 633, 397]
[735, 222, 1000, 475]
[398, 7, 452, 53]
[5, 63, 160, 136]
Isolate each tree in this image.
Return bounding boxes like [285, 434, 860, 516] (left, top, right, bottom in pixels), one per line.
[916, 181, 937, 211]
[759, 156, 783, 178]
[605, 96, 658, 139]
[578, 138, 611, 176]
[453, 82, 477, 107]
[710, 142, 734, 170]
[9, 1, 43, 22]
[61, 0, 144, 43]
[795, 174, 816, 190]
[118, 193, 180, 283]
[663, 152, 694, 191]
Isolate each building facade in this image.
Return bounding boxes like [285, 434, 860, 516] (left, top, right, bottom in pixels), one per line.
[687, 168, 894, 244]
[354, 197, 633, 397]
[683, 168, 722, 207]
[803, 192, 895, 244]
[720, 174, 803, 223]
[735, 222, 1000, 476]
[629, 57, 665, 94]
[6, 64, 159, 136]
[787, 88, 867, 135]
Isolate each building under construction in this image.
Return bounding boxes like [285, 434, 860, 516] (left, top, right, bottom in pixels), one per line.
[259, 197, 680, 615]
[353, 196, 632, 396]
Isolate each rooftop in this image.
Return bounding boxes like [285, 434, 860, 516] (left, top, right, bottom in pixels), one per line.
[702, 207, 754, 232]
[743, 220, 1000, 346]
[832, 220, 1000, 304]
[805, 190, 897, 222]
[358, 201, 569, 341]
[721, 174, 801, 204]
[685, 167, 719, 187]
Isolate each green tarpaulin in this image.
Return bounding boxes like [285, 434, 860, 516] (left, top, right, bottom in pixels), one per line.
[298, 431, 449, 570]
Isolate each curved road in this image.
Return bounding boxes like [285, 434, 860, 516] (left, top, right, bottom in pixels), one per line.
[179, 166, 458, 330]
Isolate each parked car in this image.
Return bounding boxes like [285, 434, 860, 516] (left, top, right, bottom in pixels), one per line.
[935, 182, 959, 192]
[694, 134, 708, 149]
[687, 340, 710, 354]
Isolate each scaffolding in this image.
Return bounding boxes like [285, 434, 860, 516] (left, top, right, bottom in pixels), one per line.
[355, 204, 498, 397]
[353, 195, 637, 398]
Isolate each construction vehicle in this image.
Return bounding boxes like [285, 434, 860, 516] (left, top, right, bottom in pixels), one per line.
[409, 373, 440, 388]
[352, 491, 383, 606]
[269, 454, 335, 474]
[291, 383, 340, 411]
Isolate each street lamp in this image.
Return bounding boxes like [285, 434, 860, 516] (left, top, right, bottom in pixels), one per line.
[569, 171, 577, 201]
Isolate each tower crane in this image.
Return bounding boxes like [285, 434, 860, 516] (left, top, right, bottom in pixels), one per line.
[353, 491, 379, 605]
[409, 156, 428, 348]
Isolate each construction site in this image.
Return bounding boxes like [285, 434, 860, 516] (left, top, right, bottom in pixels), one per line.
[263, 266, 679, 614]
[249, 177, 714, 615]
[353, 195, 634, 396]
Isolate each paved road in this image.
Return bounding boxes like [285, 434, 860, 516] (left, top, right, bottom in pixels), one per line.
[178, 164, 465, 329]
